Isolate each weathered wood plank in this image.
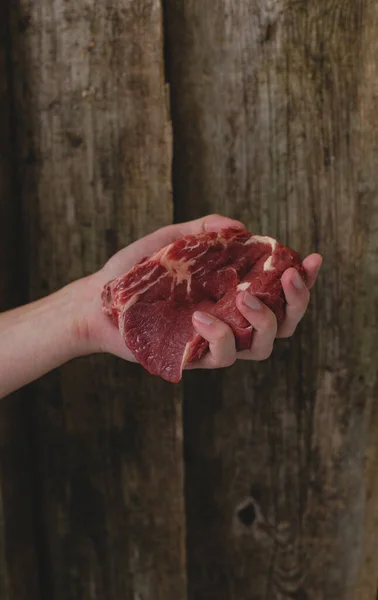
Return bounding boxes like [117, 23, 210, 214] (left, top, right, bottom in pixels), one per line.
[10, 1, 186, 599]
[0, 0, 16, 311]
[354, 3, 378, 596]
[0, 3, 41, 600]
[165, 1, 378, 598]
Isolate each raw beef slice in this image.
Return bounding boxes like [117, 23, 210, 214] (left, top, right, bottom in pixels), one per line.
[102, 228, 305, 383]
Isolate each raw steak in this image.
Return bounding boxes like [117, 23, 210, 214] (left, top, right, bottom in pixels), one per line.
[102, 228, 305, 382]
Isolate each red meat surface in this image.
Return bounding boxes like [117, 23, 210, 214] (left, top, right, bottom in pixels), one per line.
[102, 228, 305, 382]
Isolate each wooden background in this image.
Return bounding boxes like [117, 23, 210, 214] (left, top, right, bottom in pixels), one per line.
[1, 1, 377, 599]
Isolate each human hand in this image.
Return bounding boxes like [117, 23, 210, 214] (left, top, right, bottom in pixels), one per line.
[187, 251, 322, 370]
[73, 215, 322, 370]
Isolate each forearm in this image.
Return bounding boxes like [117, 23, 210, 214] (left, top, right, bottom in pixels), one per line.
[0, 281, 86, 399]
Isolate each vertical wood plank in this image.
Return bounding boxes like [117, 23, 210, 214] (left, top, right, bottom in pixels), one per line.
[165, 1, 378, 598]
[354, 2, 378, 595]
[10, 1, 186, 599]
[0, 3, 41, 599]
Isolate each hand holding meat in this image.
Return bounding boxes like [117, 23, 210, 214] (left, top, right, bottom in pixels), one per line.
[85, 214, 322, 381]
[0, 214, 322, 397]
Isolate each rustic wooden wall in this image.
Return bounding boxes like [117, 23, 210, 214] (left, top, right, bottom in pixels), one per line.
[0, 3, 41, 599]
[164, 1, 378, 599]
[1, 0, 377, 599]
[8, 1, 186, 600]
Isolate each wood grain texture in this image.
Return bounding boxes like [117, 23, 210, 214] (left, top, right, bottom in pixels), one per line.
[0, 3, 41, 599]
[10, 1, 186, 599]
[164, 1, 378, 598]
[354, 2, 378, 596]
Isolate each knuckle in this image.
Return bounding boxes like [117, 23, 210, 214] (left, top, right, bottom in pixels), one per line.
[219, 354, 236, 368]
[299, 287, 311, 305]
[260, 312, 278, 335]
[277, 325, 296, 339]
[255, 344, 274, 361]
[203, 213, 221, 229]
[214, 324, 233, 343]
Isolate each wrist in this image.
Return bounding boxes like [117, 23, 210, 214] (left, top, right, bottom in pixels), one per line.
[63, 271, 105, 358]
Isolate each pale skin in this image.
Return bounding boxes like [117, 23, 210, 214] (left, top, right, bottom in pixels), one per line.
[0, 215, 322, 399]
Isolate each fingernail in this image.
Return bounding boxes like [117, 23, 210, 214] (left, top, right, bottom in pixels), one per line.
[293, 271, 304, 289]
[193, 311, 214, 325]
[243, 293, 261, 310]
